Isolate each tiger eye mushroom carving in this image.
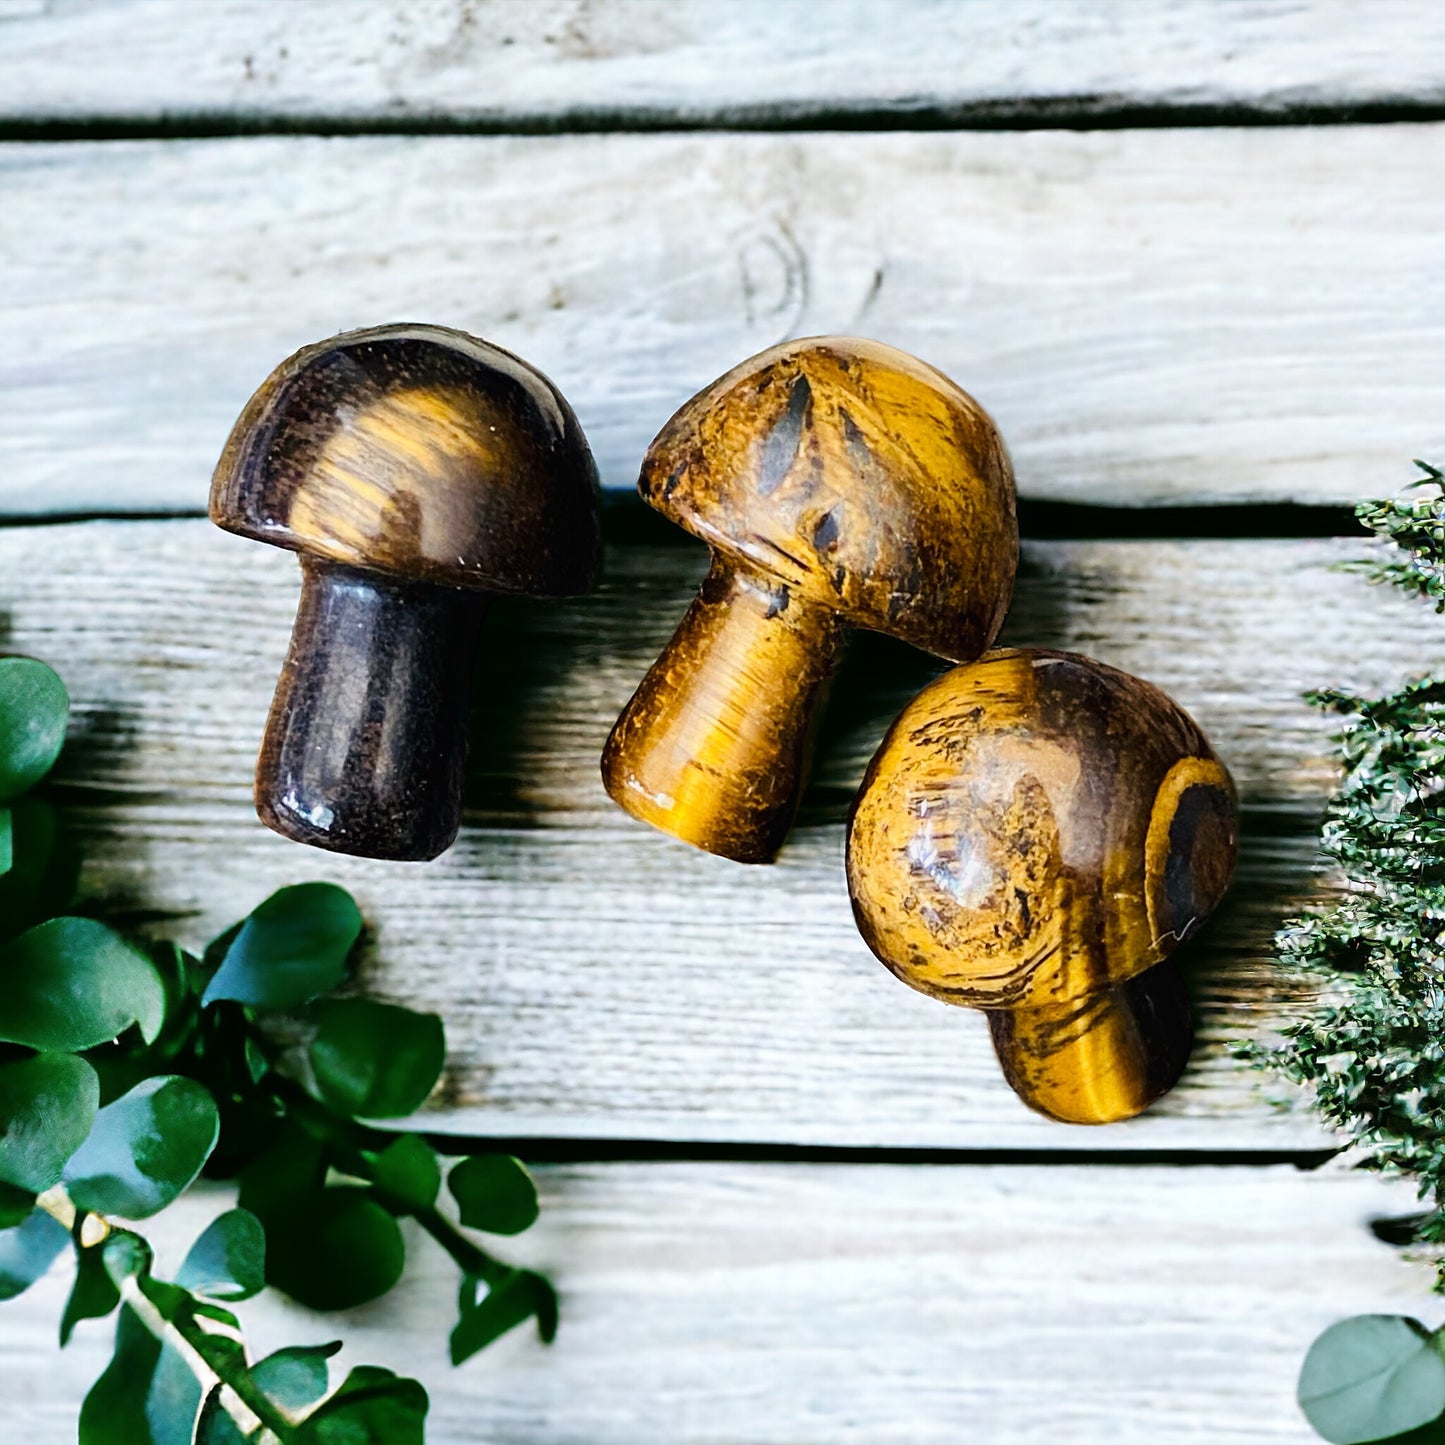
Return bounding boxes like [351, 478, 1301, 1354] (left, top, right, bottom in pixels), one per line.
[846, 648, 1238, 1124]
[211, 323, 600, 861]
[601, 336, 1018, 863]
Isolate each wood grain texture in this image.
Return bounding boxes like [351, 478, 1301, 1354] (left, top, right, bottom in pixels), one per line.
[3, 126, 1444, 515]
[2, 0, 1443, 124]
[4, 516, 1441, 1147]
[0, 1163, 1434, 1443]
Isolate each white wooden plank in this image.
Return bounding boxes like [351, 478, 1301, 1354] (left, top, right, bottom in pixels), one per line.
[0, 1163, 1433, 1443]
[5, 518, 1440, 1148]
[3, 0, 1443, 123]
[2, 126, 1443, 516]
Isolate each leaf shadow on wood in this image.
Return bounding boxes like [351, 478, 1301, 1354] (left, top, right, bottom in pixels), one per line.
[45, 703, 191, 930]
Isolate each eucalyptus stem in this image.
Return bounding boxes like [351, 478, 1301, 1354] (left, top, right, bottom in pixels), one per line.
[115, 1277, 235, 1411]
[158, 1296, 298, 1444]
[413, 1205, 507, 1285]
[37, 1188, 293, 1439]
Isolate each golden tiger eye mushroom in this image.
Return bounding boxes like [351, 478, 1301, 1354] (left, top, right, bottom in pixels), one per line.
[846, 648, 1237, 1124]
[601, 335, 1018, 863]
[211, 323, 600, 861]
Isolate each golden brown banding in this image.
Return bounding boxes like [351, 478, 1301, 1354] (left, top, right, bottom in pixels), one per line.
[603, 335, 1018, 863]
[987, 961, 1194, 1125]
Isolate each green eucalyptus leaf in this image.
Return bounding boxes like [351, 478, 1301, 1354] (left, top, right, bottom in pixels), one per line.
[0, 1208, 68, 1301]
[0, 1052, 99, 1192]
[264, 1185, 405, 1311]
[0, 1181, 35, 1229]
[84, 944, 197, 1107]
[100, 1228, 152, 1288]
[61, 1235, 122, 1345]
[0, 918, 167, 1052]
[309, 998, 444, 1119]
[78, 1304, 202, 1445]
[200, 921, 243, 975]
[451, 1267, 558, 1364]
[176, 1209, 265, 1301]
[195, 1388, 254, 1445]
[1376, 1415, 1445, 1445]
[236, 1122, 326, 1221]
[293, 1365, 428, 1445]
[201, 884, 362, 1011]
[447, 1153, 539, 1235]
[0, 657, 68, 803]
[251, 1341, 341, 1412]
[1300, 1314, 1445, 1443]
[0, 806, 11, 877]
[0, 799, 80, 944]
[365, 1134, 440, 1214]
[65, 1076, 219, 1219]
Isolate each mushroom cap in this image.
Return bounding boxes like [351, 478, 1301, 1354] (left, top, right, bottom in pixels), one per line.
[847, 649, 1237, 1014]
[210, 324, 599, 595]
[639, 336, 1017, 659]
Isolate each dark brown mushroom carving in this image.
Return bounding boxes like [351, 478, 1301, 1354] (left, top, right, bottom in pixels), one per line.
[847, 648, 1238, 1124]
[601, 335, 1018, 863]
[211, 323, 600, 861]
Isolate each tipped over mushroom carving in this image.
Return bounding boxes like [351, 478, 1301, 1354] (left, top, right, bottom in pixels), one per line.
[847, 648, 1238, 1124]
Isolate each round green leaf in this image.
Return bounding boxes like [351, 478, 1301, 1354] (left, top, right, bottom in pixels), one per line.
[0, 1208, 69, 1301]
[250, 1341, 341, 1412]
[1300, 1314, 1445, 1443]
[365, 1134, 441, 1214]
[310, 999, 444, 1119]
[293, 1365, 428, 1445]
[447, 1154, 539, 1235]
[202, 884, 362, 1010]
[236, 1121, 325, 1221]
[0, 658, 68, 803]
[64, 1076, 219, 1220]
[176, 1208, 265, 1301]
[0, 799, 79, 944]
[0, 917, 167, 1052]
[0, 1181, 35, 1229]
[61, 1238, 122, 1345]
[195, 1387, 250, 1445]
[264, 1185, 405, 1311]
[0, 1052, 99, 1192]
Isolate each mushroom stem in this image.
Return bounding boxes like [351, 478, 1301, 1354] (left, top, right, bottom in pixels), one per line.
[256, 556, 486, 861]
[986, 960, 1194, 1125]
[601, 557, 846, 863]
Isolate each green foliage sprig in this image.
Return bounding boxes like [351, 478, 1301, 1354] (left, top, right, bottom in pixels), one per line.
[1241, 464, 1445, 1445]
[0, 657, 554, 1443]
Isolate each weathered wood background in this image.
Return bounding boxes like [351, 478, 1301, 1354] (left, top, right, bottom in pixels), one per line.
[3, 2, 1445, 1440]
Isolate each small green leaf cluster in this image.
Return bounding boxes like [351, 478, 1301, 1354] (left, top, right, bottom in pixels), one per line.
[0, 657, 554, 1442]
[1240, 465, 1445, 1443]
[1350, 462, 1445, 610]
